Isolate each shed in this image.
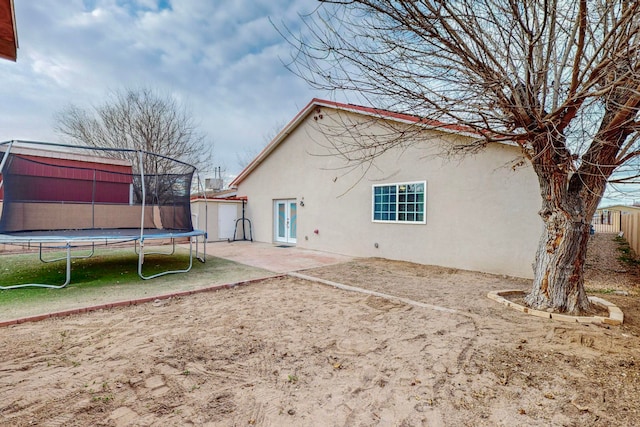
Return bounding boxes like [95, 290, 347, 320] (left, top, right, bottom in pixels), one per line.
[0, 143, 135, 234]
[0, 144, 132, 204]
[190, 197, 244, 242]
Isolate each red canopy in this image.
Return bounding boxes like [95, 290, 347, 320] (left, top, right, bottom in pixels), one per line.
[0, 0, 17, 61]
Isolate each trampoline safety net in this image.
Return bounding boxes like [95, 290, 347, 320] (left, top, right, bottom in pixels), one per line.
[0, 141, 196, 234]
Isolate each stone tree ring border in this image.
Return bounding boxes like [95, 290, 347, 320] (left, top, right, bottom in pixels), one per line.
[487, 290, 623, 326]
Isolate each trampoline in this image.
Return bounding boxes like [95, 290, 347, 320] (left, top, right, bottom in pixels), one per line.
[0, 140, 207, 289]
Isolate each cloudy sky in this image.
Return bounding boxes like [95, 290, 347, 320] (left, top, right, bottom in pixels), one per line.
[0, 0, 332, 179]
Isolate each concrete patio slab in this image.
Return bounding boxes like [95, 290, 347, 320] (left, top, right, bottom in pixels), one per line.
[203, 241, 354, 273]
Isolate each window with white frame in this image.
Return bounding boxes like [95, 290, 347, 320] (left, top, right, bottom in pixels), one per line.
[372, 181, 426, 223]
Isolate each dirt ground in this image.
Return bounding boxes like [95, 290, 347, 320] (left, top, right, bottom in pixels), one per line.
[0, 234, 639, 426]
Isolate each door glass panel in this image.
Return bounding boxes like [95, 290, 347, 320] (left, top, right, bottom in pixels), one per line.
[289, 202, 297, 239]
[277, 203, 285, 238]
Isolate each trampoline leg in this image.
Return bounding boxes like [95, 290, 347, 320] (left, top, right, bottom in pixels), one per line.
[202, 235, 206, 263]
[64, 244, 71, 286]
[195, 235, 206, 263]
[137, 237, 196, 280]
[39, 242, 95, 263]
[0, 244, 72, 290]
[134, 238, 177, 256]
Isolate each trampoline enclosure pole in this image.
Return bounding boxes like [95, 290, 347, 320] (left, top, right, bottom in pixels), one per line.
[138, 150, 146, 266]
[0, 140, 15, 192]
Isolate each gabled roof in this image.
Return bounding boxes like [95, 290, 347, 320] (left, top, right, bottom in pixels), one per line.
[230, 98, 481, 187]
[0, 0, 17, 61]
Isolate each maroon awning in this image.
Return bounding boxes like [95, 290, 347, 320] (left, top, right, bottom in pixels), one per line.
[0, 0, 17, 61]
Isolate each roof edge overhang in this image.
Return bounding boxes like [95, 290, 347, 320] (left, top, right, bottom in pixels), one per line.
[190, 196, 246, 202]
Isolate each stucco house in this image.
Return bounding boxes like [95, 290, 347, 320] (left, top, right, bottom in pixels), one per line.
[230, 99, 542, 278]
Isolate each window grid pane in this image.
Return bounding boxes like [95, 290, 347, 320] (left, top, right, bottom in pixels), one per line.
[373, 182, 425, 223]
[373, 185, 397, 221]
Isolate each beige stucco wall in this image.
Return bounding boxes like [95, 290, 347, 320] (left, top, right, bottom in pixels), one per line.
[236, 108, 542, 278]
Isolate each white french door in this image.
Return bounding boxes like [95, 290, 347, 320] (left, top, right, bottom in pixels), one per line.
[274, 199, 297, 244]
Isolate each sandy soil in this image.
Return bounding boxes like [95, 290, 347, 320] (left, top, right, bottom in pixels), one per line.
[0, 234, 639, 426]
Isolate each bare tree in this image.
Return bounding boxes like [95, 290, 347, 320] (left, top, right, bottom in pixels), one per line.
[236, 120, 288, 170]
[285, 1, 640, 314]
[55, 87, 213, 176]
[236, 146, 260, 171]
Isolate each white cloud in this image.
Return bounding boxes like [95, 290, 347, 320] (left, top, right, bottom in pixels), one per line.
[0, 0, 329, 176]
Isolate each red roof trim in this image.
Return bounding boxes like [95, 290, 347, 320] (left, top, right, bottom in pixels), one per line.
[311, 98, 476, 134]
[190, 196, 246, 202]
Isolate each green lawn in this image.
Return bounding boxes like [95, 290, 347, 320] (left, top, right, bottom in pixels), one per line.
[0, 248, 203, 302]
[0, 245, 277, 312]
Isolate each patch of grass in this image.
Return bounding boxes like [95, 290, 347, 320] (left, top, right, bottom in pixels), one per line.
[0, 247, 207, 305]
[613, 236, 640, 267]
[0, 246, 272, 319]
[91, 394, 114, 404]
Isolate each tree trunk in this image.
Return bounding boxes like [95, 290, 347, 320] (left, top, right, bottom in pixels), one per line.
[525, 205, 592, 315]
[525, 128, 597, 315]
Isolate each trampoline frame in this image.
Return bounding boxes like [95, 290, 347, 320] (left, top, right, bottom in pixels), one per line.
[0, 140, 208, 290]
